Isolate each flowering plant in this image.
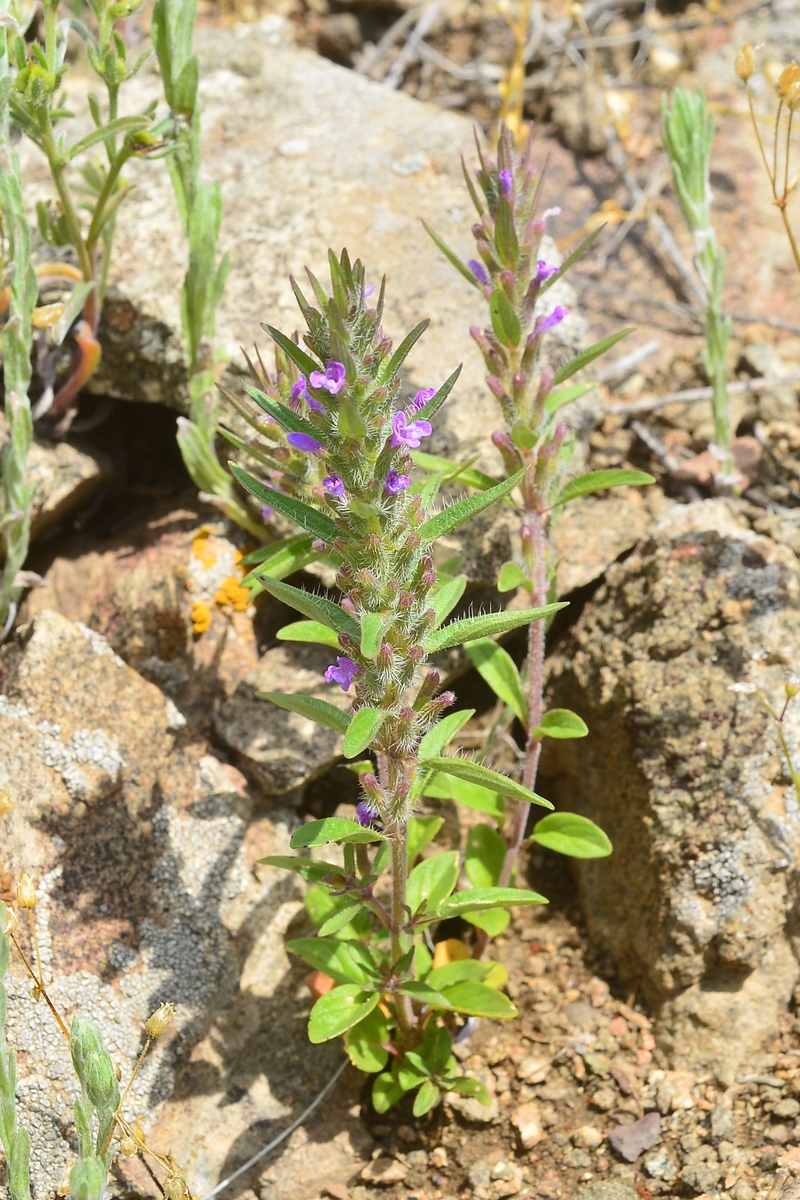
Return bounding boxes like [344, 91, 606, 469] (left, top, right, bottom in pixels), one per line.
[232, 250, 564, 1113]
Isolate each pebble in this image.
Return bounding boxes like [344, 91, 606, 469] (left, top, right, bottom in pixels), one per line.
[591, 1088, 617, 1112]
[517, 1055, 552, 1084]
[511, 1100, 544, 1149]
[573, 1126, 605, 1150]
[642, 1148, 678, 1183]
[775, 1099, 800, 1119]
[360, 1158, 408, 1185]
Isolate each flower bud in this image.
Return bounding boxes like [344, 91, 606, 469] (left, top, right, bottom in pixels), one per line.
[786, 675, 800, 699]
[408, 645, 425, 663]
[2, 906, 18, 936]
[778, 61, 800, 97]
[787, 81, 800, 111]
[16, 871, 36, 909]
[735, 44, 755, 81]
[145, 1002, 175, 1039]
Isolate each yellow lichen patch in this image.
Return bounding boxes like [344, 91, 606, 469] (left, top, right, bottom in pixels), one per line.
[191, 525, 217, 569]
[214, 575, 251, 612]
[191, 601, 212, 635]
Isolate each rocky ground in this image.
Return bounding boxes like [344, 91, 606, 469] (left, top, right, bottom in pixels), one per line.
[2, 0, 800, 1198]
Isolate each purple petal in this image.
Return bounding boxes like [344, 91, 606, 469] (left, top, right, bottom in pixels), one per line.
[323, 474, 346, 497]
[412, 387, 436, 412]
[499, 169, 513, 196]
[468, 259, 489, 286]
[287, 432, 323, 454]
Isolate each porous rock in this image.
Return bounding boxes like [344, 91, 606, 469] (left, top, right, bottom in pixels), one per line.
[0, 610, 351, 1196]
[542, 499, 800, 1085]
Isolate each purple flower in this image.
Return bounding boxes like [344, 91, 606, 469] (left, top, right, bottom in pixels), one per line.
[535, 260, 559, 283]
[384, 469, 410, 495]
[389, 410, 432, 449]
[499, 169, 513, 196]
[412, 387, 436, 413]
[468, 259, 489, 286]
[291, 375, 324, 413]
[356, 800, 379, 827]
[261, 504, 273, 522]
[323, 474, 346, 497]
[309, 361, 346, 395]
[536, 306, 569, 335]
[364, 284, 375, 297]
[324, 656, 361, 691]
[287, 432, 323, 454]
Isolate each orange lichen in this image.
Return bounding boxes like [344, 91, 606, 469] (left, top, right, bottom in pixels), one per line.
[214, 575, 251, 612]
[191, 601, 212, 635]
[191, 525, 217, 569]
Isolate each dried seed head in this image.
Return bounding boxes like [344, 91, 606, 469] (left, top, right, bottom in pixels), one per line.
[163, 1173, 188, 1200]
[735, 44, 755, 81]
[787, 81, 800, 111]
[2, 907, 17, 936]
[145, 1002, 175, 1039]
[120, 1137, 138, 1159]
[16, 871, 36, 909]
[779, 61, 800, 97]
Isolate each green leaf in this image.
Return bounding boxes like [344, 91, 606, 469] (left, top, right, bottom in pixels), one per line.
[339, 396, 367, 438]
[495, 196, 519, 267]
[464, 824, 507, 889]
[413, 365, 463, 426]
[239, 532, 315, 571]
[277, 620, 340, 649]
[66, 115, 150, 161]
[411, 450, 499, 494]
[529, 812, 612, 858]
[490, 288, 521, 347]
[553, 328, 633, 385]
[464, 638, 527, 724]
[533, 708, 589, 740]
[406, 851, 459, 914]
[421, 772, 505, 825]
[424, 603, 565, 653]
[259, 855, 347, 883]
[417, 467, 526, 545]
[420, 757, 552, 809]
[553, 469, 655, 508]
[230, 464, 341, 545]
[291, 818, 385, 848]
[287, 937, 379, 985]
[360, 612, 384, 659]
[343, 706, 385, 759]
[253, 576, 360, 639]
[427, 961, 491, 990]
[257, 692, 348, 734]
[244, 385, 324, 443]
[263, 324, 321, 378]
[441, 981, 517, 1019]
[464, 908, 511, 936]
[435, 887, 548, 921]
[447, 1076, 491, 1103]
[422, 220, 479, 287]
[379, 319, 430, 383]
[407, 816, 445, 866]
[399, 981, 454, 1009]
[372, 1071, 405, 1113]
[318, 901, 365, 937]
[345, 1008, 390, 1073]
[413, 1080, 441, 1117]
[545, 382, 597, 415]
[412, 710, 476, 802]
[497, 562, 528, 592]
[308, 985, 380, 1043]
[430, 575, 467, 628]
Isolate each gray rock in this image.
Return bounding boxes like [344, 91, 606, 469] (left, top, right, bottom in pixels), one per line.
[0, 414, 109, 547]
[542, 498, 800, 1085]
[607, 1112, 661, 1162]
[0, 610, 347, 1196]
[214, 641, 350, 797]
[643, 1146, 678, 1182]
[576, 1181, 640, 1200]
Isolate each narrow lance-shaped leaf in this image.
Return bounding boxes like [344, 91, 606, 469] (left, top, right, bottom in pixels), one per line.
[422, 220, 480, 287]
[245, 383, 326, 441]
[276, 620, 340, 649]
[230, 463, 342, 545]
[421, 771, 505, 824]
[419, 756, 553, 808]
[434, 886, 548, 921]
[417, 467, 526, 545]
[252, 575, 360, 638]
[424, 603, 566, 654]
[553, 469, 654, 508]
[465, 638, 527, 724]
[257, 692, 349, 734]
[343, 706, 385, 759]
[263, 323, 321, 378]
[291, 817, 386, 848]
[429, 574, 467, 627]
[379, 319, 430, 383]
[539, 227, 603, 296]
[553, 328, 633, 386]
[360, 612, 385, 659]
[413, 364, 462, 425]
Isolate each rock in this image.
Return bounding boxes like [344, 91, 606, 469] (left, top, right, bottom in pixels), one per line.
[576, 1181, 641, 1200]
[361, 1156, 408, 1184]
[709, 1103, 736, 1139]
[591, 1087, 617, 1111]
[516, 1054, 551, 1083]
[680, 1153, 722, 1194]
[738, 342, 800, 423]
[22, 500, 264, 731]
[316, 12, 363, 66]
[606, 1112, 661, 1162]
[0, 610, 353, 1198]
[510, 1099, 544, 1148]
[0, 414, 109, 549]
[550, 493, 651, 595]
[656, 1070, 696, 1113]
[542, 499, 800, 1084]
[214, 641, 350, 797]
[643, 1147, 678, 1183]
[776, 1099, 800, 1119]
[573, 1125, 605, 1149]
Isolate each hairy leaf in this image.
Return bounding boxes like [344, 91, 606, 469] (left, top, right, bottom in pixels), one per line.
[291, 818, 385, 848]
[276, 620, 340, 649]
[417, 467, 525, 545]
[424, 603, 565, 653]
[465, 638, 527, 724]
[257, 692, 348, 734]
[343, 706, 385, 759]
[420, 757, 552, 809]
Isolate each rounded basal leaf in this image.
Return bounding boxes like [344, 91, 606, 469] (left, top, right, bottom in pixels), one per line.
[497, 561, 529, 593]
[308, 985, 380, 1043]
[290, 817, 385, 848]
[464, 823, 506, 889]
[426, 960, 491, 990]
[406, 851, 459, 914]
[440, 981, 517, 1019]
[532, 708, 588, 740]
[413, 1079, 441, 1117]
[529, 812, 612, 858]
[286, 937, 379, 985]
[447, 1076, 491, 1104]
[345, 1008, 390, 1074]
[372, 1070, 405, 1114]
[464, 638, 527, 725]
[464, 908, 511, 936]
